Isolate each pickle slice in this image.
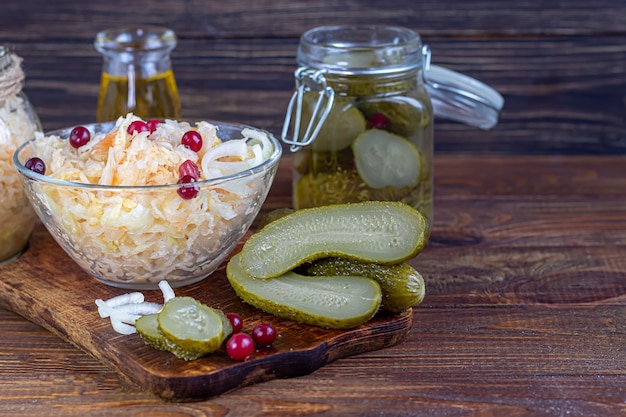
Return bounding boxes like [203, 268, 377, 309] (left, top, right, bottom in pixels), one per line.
[240, 201, 428, 279]
[157, 297, 232, 359]
[227, 253, 381, 329]
[299, 93, 366, 152]
[352, 129, 422, 189]
[300, 257, 425, 314]
[135, 313, 205, 361]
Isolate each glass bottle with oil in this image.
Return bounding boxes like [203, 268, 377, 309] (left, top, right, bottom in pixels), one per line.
[95, 26, 181, 122]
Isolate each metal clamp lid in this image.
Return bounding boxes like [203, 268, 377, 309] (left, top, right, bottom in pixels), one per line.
[281, 67, 335, 152]
[282, 44, 504, 152]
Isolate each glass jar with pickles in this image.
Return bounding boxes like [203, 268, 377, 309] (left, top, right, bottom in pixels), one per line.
[283, 25, 503, 236]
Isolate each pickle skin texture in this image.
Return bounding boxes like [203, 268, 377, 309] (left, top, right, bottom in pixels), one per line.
[300, 257, 425, 314]
[240, 201, 428, 279]
[227, 253, 382, 330]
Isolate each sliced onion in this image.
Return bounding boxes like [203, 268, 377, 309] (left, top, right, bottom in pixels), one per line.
[110, 318, 137, 335]
[159, 280, 175, 303]
[96, 281, 176, 335]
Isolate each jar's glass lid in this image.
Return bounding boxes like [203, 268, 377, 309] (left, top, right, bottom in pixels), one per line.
[298, 25, 423, 75]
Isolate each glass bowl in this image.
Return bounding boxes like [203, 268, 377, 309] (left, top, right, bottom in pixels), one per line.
[13, 120, 282, 289]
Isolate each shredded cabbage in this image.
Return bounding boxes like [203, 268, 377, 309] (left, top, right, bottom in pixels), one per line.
[0, 95, 38, 261]
[26, 114, 276, 286]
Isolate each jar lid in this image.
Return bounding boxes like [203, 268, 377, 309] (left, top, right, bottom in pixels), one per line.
[297, 25, 423, 75]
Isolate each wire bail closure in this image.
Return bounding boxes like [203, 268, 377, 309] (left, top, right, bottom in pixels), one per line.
[281, 67, 335, 152]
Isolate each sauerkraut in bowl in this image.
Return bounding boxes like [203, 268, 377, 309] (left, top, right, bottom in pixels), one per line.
[13, 114, 282, 289]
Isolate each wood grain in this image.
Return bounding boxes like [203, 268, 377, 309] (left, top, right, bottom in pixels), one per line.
[0, 221, 412, 401]
[0, 0, 625, 414]
[0, 1, 624, 154]
[0, 155, 625, 415]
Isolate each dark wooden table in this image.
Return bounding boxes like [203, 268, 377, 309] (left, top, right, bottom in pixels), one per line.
[0, 154, 624, 416]
[1, 0, 625, 415]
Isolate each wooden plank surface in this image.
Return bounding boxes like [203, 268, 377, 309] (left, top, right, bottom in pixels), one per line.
[0, 155, 624, 415]
[0, 1, 624, 154]
[1, 0, 625, 414]
[0, 223, 413, 401]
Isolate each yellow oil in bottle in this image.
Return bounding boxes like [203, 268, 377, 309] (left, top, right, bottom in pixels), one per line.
[96, 69, 180, 122]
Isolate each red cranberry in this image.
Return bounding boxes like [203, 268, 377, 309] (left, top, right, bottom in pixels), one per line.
[368, 112, 389, 130]
[252, 322, 277, 347]
[181, 131, 203, 152]
[127, 120, 150, 135]
[24, 157, 46, 174]
[176, 175, 198, 199]
[69, 126, 91, 148]
[146, 119, 162, 133]
[179, 160, 200, 181]
[226, 333, 254, 361]
[226, 313, 243, 334]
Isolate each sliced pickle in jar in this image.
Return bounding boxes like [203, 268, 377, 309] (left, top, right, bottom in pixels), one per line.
[352, 129, 422, 189]
[358, 96, 426, 138]
[239, 201, 428, 279]
[300, 257, 425, 314]
[157, 297, 232, 359]
[227, 253, 382, 329]
[298, 92, 366, 152]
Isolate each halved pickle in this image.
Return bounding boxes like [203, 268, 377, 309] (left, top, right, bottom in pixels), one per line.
[227, 253, 381, 329]
[239, 201, 428, 279]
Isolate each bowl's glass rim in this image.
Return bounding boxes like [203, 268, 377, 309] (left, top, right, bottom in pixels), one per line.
[13, 120, 283, 190]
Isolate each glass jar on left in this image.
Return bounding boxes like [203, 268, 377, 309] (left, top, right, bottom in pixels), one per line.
[95, 26, 181, 122]
[0, 46, 41, 263]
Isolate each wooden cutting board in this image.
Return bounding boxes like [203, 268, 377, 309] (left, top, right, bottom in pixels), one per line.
[0, 225, 412, 402]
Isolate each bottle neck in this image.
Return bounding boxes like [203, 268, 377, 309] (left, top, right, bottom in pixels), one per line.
[95, 26, 176, 79]
[99, 52, 173, 79]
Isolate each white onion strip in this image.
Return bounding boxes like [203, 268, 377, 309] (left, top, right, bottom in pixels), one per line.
[159, 280, 175, 303]
[95, 280, 176, 334]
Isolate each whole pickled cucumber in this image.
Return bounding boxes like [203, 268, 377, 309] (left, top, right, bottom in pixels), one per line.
[300, 257, 425, 314]
[227, 253, 381, 329]
[240, 201, 428, 279]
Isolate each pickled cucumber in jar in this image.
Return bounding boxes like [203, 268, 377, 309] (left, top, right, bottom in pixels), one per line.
[285, 25, 504, 237]
[285, 25, 435, 233]
[292, 74, 433, 229]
